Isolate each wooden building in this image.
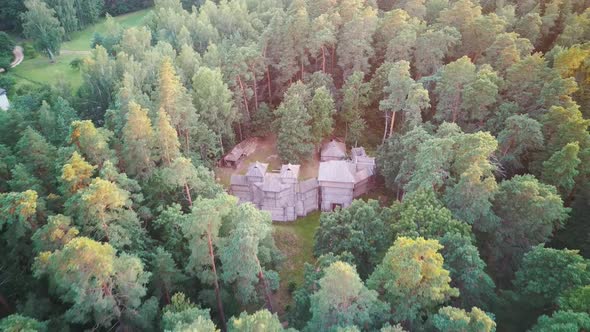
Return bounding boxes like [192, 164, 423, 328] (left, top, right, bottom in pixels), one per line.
[320, 139, 347, 161]
[230, 162, 319, 221]
[229, 143, 375, 220]
[318, 147, 375, 211]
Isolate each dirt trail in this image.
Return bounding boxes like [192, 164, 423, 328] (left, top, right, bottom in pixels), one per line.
[10, 46, 24, 68]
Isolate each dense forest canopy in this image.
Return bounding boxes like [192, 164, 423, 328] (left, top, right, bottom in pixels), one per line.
[0, 0, 590, 331]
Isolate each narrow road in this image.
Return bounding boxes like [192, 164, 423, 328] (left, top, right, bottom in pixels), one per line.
[10, 46, 23, 68]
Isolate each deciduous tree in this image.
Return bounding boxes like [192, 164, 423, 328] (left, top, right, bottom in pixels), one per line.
[21, 0, 65, 61]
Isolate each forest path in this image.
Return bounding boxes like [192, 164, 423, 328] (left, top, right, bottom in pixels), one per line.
[10, 46, 23, 68]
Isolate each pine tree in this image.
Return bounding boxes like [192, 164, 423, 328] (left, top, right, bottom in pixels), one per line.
[149, 247, 186, 305]
[31, 214, 79, 253]
[154, 108, 181, 166]
[497, 115, 544, 174]
[341, 72, 369, 146]
[309, 87, 335, 149]
[307, 261, 388, 331]
[161, 293, 218, 332]
[542, 142, 581, 198]
[368, 237, 459, 323]
[70, 120, 116, 168]
[228, 310, 287, 332]
[432, 306, 496, 332]
[60, 151, 96, 194]
[182, 194, 237, 331]
[157, 57, 201, 155]
[434, 56, 477, 124]
[337, 4, 378, 80]
[275, 82, 314, 163]
[192, 66, 236, 155]
[122, 102, 156, 179]
[491, 175, 569, 278]
[33, 237, 150, 328]
[0, 314, 47, 332]
[16, 127, 58, 189]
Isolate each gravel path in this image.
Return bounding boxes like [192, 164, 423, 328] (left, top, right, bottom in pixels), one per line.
[10, 46, 24, 68]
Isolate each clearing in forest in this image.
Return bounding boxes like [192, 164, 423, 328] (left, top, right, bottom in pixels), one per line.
[215, 134, 320, 188]
[11, 8, 152, 88]
[271, 211, 320, 317]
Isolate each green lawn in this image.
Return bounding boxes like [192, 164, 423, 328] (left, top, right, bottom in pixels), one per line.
[11, 54, 83, 88]
[272, 212, 321, 314]
[10, 8, 152, 89]
[62, 8, 152, 51]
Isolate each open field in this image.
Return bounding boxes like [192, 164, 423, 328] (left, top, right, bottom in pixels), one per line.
[272, 212, 321, 316]
[11, 54, 82, 87]
[62, 8, 152, 51]
[9, 8, 152, 89]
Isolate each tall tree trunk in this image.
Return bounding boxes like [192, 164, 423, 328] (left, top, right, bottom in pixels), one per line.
[184, 183, 193, 206]
[322, 47, 326, 73]
[382, 112, 389, 144]
[388, 111, 396, 137]
[237, 75, 250, 119]
[300, 60, 304, 80]
[219, 135, 224, 156]
[263, 44, 272, 101]
[255, 255, 274, 313]
[344, 123, 348, 143]
[252, 70, 258, 111]
[184, 131, 190, 155]
[331, 47, 335, 75]
[266, 67, 272, 100]
[502, 137, 515, 157]
[207, 225, 227, 332]
[47, 48, 55, 63]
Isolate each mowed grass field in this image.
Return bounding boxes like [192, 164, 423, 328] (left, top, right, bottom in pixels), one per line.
[272, 212, 321, 315]
[12, 54, 83, 88]
[62, 8, 152, 51]
[11, 8, 152, 88]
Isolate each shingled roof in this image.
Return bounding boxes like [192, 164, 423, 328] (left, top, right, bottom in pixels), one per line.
[280, 163, 300, 179]
[318, 160, 356, 183]
[246, 162, 268, 177]
[321, 140, 347, 159]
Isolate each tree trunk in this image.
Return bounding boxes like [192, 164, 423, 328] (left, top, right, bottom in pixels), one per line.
[388, 111, 396, 138]
[184, 131, 190, 155]
[219, 135, 224, 156]
[207, 226, 227, 332]
[252, 70, 258, 111]
[255, 255, 274, 313]
[262, 44, 272, 100]
[184, 183, 193, 207]
[47, 48, 55, 63]
[300, 60, 304, 80]
[331, 47, 335, 74]
[382, 112, 389, 144]
[322, 47, 326, 73]
[266, 67, 272, 100]
[237, 75, 250, 119]
[344, 123, 348, 143]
